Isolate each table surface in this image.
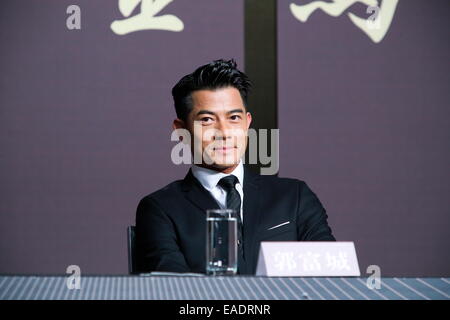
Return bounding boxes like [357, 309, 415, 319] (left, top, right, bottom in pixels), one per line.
[0, 275, 449, 300]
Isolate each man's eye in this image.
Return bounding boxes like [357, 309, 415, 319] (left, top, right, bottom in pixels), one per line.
[201, 117, 213, 123]
[230, 115, 242, 121]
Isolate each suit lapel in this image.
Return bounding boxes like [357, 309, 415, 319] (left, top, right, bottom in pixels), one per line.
[181, 168, 221, 213]
[242, 166, 262, 273]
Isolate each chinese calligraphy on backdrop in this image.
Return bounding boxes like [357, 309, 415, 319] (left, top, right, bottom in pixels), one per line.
[290, 0, 400, 43]
[110, 0, 184, 35]
[110, 0, 399, 44]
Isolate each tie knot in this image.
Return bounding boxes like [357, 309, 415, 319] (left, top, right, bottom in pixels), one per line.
[218, 175, 239, 191]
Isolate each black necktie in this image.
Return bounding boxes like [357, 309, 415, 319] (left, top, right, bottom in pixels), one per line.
[218, 175, 245, 265]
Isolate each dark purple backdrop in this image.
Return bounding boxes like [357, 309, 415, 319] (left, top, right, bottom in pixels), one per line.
[278, 0, 450, 276]
[0, 0, 448, 276]
[0, 0, 244, 275]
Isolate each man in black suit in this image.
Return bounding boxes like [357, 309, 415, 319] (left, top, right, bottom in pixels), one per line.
[136, 59, 335, 275]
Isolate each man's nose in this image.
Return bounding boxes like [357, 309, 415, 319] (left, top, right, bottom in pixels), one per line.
[214, 120, 231, 140]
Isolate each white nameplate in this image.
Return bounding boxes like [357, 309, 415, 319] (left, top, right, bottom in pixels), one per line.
[256, 241, 360, 277]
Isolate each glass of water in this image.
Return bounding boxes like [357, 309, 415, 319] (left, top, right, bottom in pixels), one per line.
[206, 209, 238, 275]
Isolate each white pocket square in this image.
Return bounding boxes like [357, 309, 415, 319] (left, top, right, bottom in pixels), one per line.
[267, 221, 290, 230]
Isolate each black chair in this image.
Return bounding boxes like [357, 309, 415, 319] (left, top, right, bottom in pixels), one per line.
[127, 226, 137, 274]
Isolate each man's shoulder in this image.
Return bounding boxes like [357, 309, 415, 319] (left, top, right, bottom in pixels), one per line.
[255, 173, 321, 200]
[138, 179, 185, 205]
[256, 172, 306, 189]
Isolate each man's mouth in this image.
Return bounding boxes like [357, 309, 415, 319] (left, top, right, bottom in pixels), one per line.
[213, 146, 237, 151]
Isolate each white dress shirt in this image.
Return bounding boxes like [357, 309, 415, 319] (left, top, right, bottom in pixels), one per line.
[191, 159, 244, 221]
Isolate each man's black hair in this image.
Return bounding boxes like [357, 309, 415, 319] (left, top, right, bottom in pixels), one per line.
[171, 59, 252, 121]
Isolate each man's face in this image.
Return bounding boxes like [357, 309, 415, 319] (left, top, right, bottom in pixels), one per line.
[175, 86, 252, 170]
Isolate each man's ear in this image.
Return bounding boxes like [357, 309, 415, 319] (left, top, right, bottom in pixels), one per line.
[173, 118, 185, 130]
[246, 112, 252, 129]
[173, 118, 186, 141]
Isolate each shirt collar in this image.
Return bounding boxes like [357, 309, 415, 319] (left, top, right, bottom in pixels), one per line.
[191, 159, 244, 192]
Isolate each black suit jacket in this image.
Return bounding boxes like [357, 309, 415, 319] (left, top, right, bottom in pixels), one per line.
[135, 166, 335, 275]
